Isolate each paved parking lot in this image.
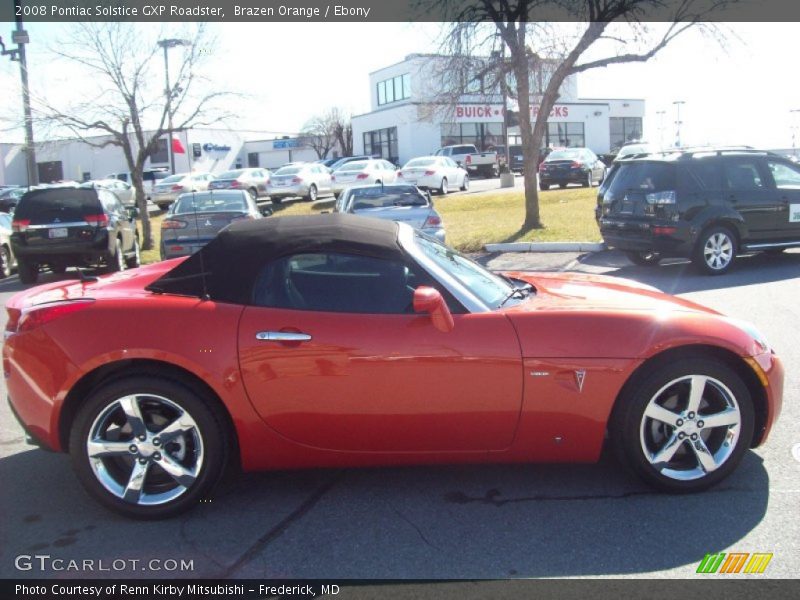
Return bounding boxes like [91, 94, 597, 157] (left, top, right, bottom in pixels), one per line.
[0, 249, 797, 580]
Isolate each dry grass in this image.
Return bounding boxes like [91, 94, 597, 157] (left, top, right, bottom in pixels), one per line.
[137, 188, 600, 263]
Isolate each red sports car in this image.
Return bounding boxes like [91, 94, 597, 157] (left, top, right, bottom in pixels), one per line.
[4, 215, 783, 519]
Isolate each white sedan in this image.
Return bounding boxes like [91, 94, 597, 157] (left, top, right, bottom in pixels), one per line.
[331, 159, 399, 196]
[397, 156, 469, 194]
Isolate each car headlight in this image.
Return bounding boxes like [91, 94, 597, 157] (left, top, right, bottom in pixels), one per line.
[724, 317, 771, 354]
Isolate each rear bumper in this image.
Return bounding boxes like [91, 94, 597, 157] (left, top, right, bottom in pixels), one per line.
[540, 169, 588, 185]
[268, 184, 308, 198]
[11, 233, 112, 263]
[599, 218, 694, 257]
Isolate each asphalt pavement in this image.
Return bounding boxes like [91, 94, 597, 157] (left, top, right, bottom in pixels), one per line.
[0, 249, 797, 580]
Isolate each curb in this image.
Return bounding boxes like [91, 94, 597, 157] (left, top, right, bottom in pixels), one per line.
[484, 242, 606, 253]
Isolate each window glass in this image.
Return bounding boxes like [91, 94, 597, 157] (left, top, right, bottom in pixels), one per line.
[767, 160, 800, 189]
[686, 160, 722, 190]
[723, 161, 765, 190]
[377, 81, 386, 105]
[413, 233, 513, 309]
[349, 186, 427, 210]
[253, 253, 420, 314]
[608, 162, 677, 195]
[385, 79, 395, 103]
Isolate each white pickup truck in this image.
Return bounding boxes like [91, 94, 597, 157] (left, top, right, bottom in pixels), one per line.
[435, 145, 499, 178]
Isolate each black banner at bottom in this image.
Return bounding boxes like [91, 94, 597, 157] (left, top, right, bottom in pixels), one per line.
[3, 579, 799, 600]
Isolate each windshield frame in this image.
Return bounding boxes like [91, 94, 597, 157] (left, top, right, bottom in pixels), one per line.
[398, 224, 516, 313]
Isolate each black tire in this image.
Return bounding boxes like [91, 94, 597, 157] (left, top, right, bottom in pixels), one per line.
[106, 238, 125, 273]
[248, 188, 258, 200]
[610, 357, 753, 493]
[306, 184, 318, 202]
[491, 164, 499, 178]
[157, 204, 169, 211]
[0, 246, 11, 279]
[460, 175, 469, 191]
[626, 250, 662, 267]
[271, 197, 282, 205]
[692, 225, 737, 275]
[559, 183, 568, 189]
[159, 243, 166, 262]
[539, 182, 550, 191]
[126, 237, 141, 269]
[51, 264, 67, 274]
[69, 376, 229, 519]
[17, 259, 38, 284]
[439, 178, 448, 195]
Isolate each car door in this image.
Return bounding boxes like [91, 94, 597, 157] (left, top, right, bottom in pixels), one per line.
[721, 158, 781, 239]
[764, 158, 800, 237]
[237, 252, 523, 453]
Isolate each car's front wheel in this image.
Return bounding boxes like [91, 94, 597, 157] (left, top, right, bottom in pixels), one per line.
[460, 174, 469, 191]
[306, 184, 318, 202]
[126, 237, 141, 269]
[0, 245, 11, 279]
[69, 376, 229, 519]
[611, 357, 753, 493]
[106, 238, 125, 273]
[439, 178, 448, 195]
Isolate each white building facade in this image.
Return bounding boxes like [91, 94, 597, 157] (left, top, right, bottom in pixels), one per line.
[351, 54, 645, 165]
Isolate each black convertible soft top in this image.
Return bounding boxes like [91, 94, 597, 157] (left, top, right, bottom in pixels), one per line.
[146, 214, 405, 304]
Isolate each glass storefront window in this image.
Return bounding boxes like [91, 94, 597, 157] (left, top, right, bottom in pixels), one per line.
[610, 117, 643, 151]
[362, 127, 399, 164]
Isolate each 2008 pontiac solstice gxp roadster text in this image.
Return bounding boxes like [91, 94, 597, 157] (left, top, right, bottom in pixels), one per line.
[4, 215, 783, 518]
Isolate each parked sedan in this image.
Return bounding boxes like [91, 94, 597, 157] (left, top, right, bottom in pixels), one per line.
[207, 168, 271, 199]
[85, 178, 134, 207]
[331, 159, 399, 196]
[333, 183, 445, 241]
[0, 211, 18, 278]
[267, 163, 332, 203]
[151, 172, 215, 210]
[4, 214, 783, 518]
[160, 190, 264, 260]
[397, 156, 469, 194]
[538, 148, 607, 190]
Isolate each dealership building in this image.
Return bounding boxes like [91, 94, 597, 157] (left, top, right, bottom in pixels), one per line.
[351, 54, 645, 165]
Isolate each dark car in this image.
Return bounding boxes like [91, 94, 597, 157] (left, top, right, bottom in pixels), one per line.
[10, 186, 140, 283]
[160, 190, 267, 260]
[538, 148, 607, 190]
[598, 148, 800, 274]
[491, 145, 526, 173]
[0, 186, 26, 212]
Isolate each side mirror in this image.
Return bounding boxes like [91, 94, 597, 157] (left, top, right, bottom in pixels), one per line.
[413, 286, 454, 333]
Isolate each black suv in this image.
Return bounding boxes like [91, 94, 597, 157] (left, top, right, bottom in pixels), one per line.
[10, 186, 140, 284]
[597, 148, 800, 274]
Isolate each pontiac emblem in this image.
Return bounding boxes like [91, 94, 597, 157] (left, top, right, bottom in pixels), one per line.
[574, 369, 586, 392]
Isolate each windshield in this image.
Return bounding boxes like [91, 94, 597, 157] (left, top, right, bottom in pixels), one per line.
[405, 158, 435, 168]
[413, 232, 514, 309]
[607, 161, 676, 196]
[349, 186, 427, 209]
[218, 170, 245, 179]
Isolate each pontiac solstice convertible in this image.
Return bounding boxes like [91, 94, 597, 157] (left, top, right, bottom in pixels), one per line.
[4, 215, 783, 518]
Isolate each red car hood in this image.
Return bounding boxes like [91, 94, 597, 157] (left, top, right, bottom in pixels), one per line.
[504, 271, 719, 315]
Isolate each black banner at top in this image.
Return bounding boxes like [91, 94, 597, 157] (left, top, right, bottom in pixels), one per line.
[2, 0, 800, 23]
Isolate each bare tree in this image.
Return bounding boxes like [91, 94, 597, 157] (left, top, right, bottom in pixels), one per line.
[331, 108, 354, 157]
[33, 23, 233, 250]
[419, 0, 728, 231]
[299, 111, 338, 159]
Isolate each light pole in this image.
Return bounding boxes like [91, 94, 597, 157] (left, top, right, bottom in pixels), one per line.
[157, 38, 191, 175]
[672, 100, 685, 148]
[1, 1, 38, 187]
[791, 109, 800, 157]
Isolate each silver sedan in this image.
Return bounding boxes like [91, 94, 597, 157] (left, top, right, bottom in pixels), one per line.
[333, 183, 445, 242]
[267, 163, 332, 204]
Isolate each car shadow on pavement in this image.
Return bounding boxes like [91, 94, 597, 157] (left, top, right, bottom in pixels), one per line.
[577, 249, 800, 295]
[0, 445, 769, 579]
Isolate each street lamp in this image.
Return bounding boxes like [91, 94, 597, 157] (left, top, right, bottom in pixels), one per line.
[656, 110, 666, 150]
[157, 38, 191, 175]
[672, 100, 685, 148]
[1, 0, 38, 187]
[790, 109, 800, 157]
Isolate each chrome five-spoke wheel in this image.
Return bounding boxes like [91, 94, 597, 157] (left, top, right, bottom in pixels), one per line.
[612, 357, 753, 492]
[694, 226, 737, 275]
[70, 377, 228, 519]
[640, 375, 740, 481]
[87, 394, 204, 506]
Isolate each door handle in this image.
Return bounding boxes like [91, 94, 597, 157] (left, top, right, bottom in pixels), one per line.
[256, 331, 312, 342]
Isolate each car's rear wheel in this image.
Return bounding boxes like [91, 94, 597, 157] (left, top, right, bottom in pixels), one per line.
[271, 197, 282, 205]
[693, 225, 737, 275]
[539, 182, 550, 191]
[439, 178, 448, 195]
[306, 184, 318, 202]
[126, 237, 141, 269]
[17, 258, 38, 284]
[69, 376, 229, 519]
[559, 183, 568, 189]
[611, 358, 753, 493]
[0, 246, 11, 279]
[248, 188, 258, 200]
[106, 238, 125, 273]
[583, 172, 593, 188]
[460, 175, 469, 191]
[626, 250, 661, 266]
